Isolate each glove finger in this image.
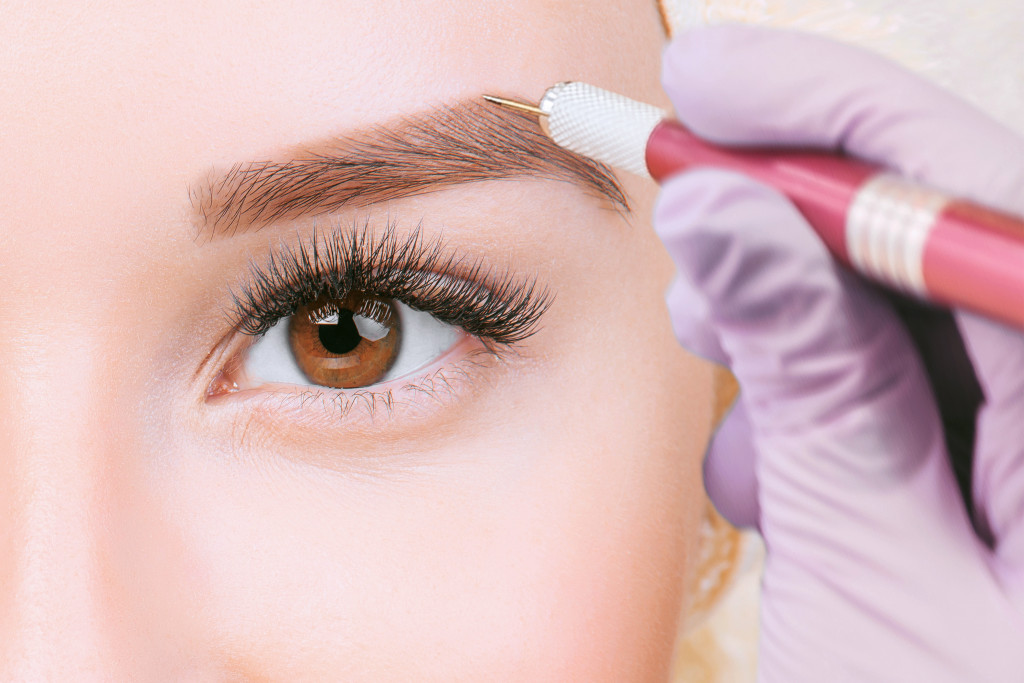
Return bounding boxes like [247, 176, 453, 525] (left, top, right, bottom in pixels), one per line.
[665, 273, 730, 365]
[665, 273, 759, 526]
[662, 24, 1024, 215]
[702, 395, 759, 529]
[956, 311, 1024, 582]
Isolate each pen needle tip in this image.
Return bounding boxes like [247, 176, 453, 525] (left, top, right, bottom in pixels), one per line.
[481, 95, 545, 116]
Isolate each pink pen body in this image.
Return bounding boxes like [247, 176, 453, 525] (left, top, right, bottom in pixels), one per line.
[645, 119, 1024, 329]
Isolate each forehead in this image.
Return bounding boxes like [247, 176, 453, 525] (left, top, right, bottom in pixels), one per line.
[0, 1, 665, 257]
[0, 2, 665, 167]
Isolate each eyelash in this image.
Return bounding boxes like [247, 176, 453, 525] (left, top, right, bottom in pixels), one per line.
[221, 219, 551, 405]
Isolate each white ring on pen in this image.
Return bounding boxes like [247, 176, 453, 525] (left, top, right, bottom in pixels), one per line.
[846, 172, 949, 296]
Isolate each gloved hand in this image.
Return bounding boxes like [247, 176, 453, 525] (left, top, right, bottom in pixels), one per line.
[655, 25, 1024, 681]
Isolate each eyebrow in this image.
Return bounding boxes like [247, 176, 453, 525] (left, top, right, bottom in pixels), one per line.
[190, 98, 629, 241]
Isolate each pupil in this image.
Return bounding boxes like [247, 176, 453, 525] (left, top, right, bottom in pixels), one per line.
[317, 309, 362, 354]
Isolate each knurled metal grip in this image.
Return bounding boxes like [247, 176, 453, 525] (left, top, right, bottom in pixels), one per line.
[846, 172, 949, 296]
[539, 82, 666, 178]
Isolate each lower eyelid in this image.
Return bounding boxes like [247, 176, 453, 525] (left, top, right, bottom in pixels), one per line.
[196, 341, 518, 472]
[209, 335, 498, 429]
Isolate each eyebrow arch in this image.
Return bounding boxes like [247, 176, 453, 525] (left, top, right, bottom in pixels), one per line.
[190, 98, 629, 241]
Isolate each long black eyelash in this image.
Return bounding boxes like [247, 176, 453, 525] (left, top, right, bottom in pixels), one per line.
[226, 218, 553, 346]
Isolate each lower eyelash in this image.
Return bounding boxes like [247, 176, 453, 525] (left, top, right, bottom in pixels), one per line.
[249, 346, 505, 424]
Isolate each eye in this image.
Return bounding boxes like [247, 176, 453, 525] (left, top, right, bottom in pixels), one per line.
[244, 291, 462, 389]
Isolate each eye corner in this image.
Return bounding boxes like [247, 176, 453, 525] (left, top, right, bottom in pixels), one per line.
[204, 346, 246, 399]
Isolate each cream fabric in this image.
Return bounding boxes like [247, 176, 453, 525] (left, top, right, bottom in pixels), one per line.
[658, 0, 1024, 138]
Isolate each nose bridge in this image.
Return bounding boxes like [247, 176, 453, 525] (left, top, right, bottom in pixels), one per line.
[0, 313, 117, 489]
[0, 319, 139, 677]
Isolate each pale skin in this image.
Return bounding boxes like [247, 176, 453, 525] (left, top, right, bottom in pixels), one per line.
[0, 2, 717, 680]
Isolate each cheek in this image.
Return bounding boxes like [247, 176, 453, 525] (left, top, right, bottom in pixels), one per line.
[157, 354, 711, 681]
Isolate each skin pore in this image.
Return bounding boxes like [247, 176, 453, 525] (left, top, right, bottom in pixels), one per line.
[0, 1, 717, 680]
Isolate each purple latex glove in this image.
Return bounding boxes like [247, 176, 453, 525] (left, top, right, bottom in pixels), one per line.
[655, 25, 1024, 681]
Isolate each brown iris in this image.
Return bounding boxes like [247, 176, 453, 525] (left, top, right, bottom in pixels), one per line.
[287, 293, 402, 388]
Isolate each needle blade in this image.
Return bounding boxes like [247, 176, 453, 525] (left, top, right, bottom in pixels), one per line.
[481, 95, 544, 116]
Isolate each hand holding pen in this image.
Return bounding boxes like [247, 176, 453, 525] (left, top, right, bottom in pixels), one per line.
[655, 26, 1024, 680]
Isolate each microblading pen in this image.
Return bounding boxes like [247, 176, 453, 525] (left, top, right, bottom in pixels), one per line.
[485, 82, 1024, 330]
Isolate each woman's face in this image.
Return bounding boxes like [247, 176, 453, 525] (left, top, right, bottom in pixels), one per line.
[0, 2, 716, 679]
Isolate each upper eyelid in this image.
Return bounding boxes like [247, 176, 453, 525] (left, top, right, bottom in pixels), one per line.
[224, 218, 552, 345]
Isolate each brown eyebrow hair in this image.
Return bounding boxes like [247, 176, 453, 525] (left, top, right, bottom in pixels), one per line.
[190, 99, 629, 241]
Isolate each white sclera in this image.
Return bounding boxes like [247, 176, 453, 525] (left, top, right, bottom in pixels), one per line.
[245, 301, 462, 387]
